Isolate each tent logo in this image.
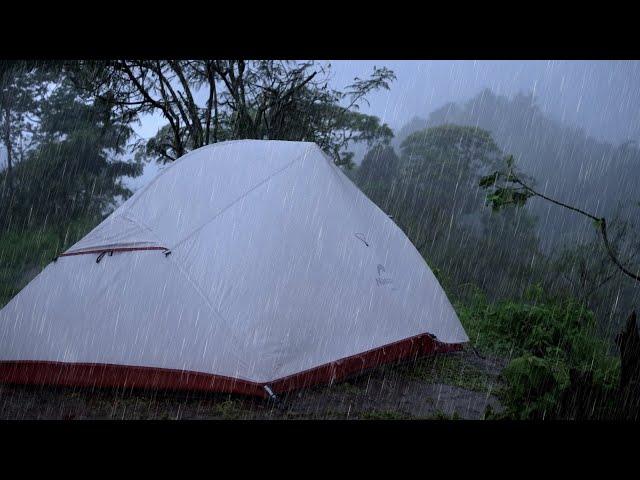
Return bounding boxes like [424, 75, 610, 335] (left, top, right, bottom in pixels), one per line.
[376, 264, 396, 289]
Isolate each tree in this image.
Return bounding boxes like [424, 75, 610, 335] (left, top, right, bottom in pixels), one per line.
[357, 144, 400, 185]
[69, 60, 395, 167]
[2, 77, 142, 229]
[480, 155, 640, 283]
[354, 144, 400, 211]
[417, 88, 640, 256]
[0, 62, 51, 200]
[352, 124, 542, 299]
[395, 124, 503, 249]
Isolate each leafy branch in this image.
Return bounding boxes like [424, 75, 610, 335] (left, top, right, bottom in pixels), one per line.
[480, 155, 640, 283]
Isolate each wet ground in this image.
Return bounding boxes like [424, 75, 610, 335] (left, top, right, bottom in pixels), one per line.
[0, 349, 507, 420]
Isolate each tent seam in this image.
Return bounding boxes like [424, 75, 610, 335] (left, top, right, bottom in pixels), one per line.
[127, 140, 250, 211]
[152, 146, 316, 377]
[114, 210, 252, 372]
[168, 144, 314, 251]
[62, 211, 252, 374]
[63, 213, 164, 255]
[120, 212, 169, 247]
[161, 253, 254, 376]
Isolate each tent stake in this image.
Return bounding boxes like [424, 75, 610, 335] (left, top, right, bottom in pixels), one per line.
[263, 385, 278, 401]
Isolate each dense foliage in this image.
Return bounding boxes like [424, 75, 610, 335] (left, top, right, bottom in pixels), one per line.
[391, 90, 640, 331]
[457, 286, 619, 419]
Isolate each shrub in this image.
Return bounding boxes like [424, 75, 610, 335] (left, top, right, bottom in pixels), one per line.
[456, 284, 620, 419]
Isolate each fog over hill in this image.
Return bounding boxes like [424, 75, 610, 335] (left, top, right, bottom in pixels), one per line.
[391, 87, 640, 253]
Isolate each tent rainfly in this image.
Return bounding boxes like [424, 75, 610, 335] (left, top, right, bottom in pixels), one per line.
[0, 140, 468, 398]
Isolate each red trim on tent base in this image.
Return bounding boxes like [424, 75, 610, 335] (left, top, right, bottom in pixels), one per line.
[0, 361, 265, 396]
[0, 335, 464, 398]
[270, 333, 463, 395]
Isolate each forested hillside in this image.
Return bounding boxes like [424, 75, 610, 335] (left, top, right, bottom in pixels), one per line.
[394, 89, 640, 249]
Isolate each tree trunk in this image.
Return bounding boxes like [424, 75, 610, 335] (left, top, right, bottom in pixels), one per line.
[213, 79, 219, 143]
[3, 104, 13, 198]
[204, 63, 216, 145]
[615, 311, 640, 419]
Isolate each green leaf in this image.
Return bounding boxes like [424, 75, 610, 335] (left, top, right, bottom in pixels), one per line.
[485, 186, 533, 211]
[512, 190, 533, 206]
[506, 155, 514, 168]
[479, 172, 500, 188]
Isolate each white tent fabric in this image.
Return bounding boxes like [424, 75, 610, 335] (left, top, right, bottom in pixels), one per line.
[0, 140, 468, 394]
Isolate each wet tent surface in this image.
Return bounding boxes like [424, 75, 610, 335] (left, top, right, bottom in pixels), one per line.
[0, 141, 468, 389]
[0, 350, 505, 420]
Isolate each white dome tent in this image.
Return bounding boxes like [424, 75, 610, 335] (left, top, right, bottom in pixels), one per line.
[0, 140, 468, 398]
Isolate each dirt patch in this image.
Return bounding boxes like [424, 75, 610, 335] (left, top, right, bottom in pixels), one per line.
[0, 350, 506, 420]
